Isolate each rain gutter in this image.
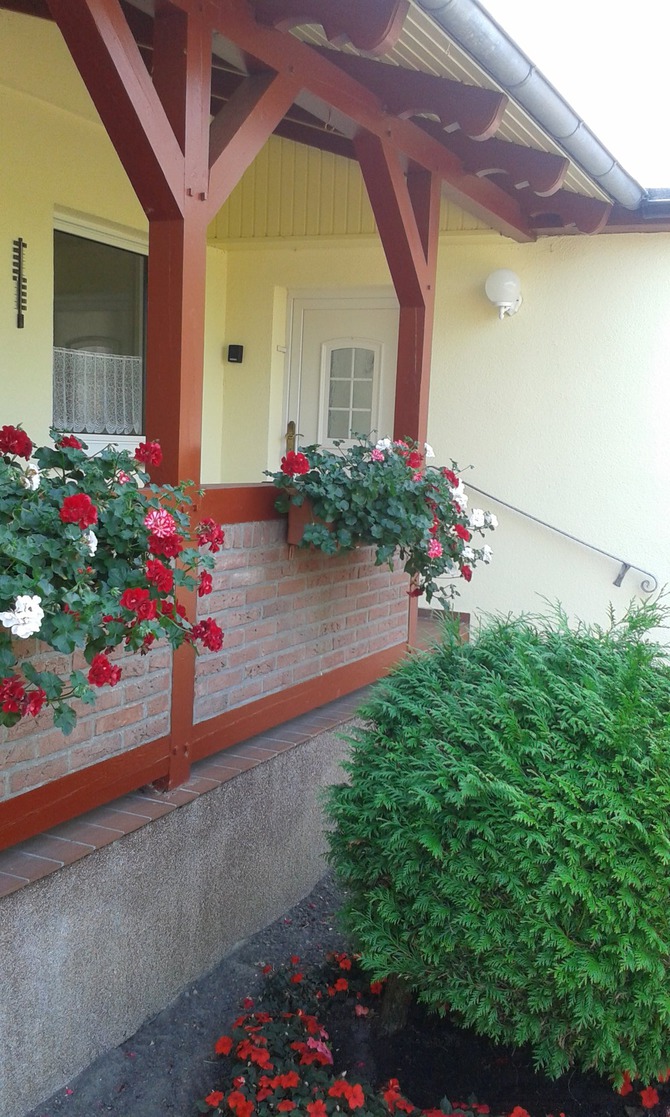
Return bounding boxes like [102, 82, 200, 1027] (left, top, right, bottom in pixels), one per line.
[414, 0, 646, 209]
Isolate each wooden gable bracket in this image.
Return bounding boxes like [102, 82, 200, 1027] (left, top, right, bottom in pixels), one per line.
[254, 0, 409, 55]
[424, 125, 569, 197]
[318, 50, 507, 142]
[524, 190, 612, 235]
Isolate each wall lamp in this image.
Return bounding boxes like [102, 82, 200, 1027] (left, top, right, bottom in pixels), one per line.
[484, 269, 522, 319]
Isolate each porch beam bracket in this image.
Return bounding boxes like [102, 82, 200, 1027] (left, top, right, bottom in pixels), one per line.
[423, 124, 569, 197]
[253, 0, 409, 55]
[45, 0, 185, 220]
[207, 70, 302, 220]
[318, 50, 507, 141]
[199, 0, 535, 242]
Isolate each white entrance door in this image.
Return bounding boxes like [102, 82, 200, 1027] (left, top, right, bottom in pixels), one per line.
[286, 290, 399, 451]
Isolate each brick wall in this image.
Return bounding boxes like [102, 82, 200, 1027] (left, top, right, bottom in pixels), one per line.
[193, 520, 409, 724]
[0, 643, 171, 802]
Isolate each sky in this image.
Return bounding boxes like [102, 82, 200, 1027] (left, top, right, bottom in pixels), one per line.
[479, 0, 670, 188]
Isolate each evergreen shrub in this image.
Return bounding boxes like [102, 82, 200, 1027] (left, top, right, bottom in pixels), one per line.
[326, 604, 670, 1081]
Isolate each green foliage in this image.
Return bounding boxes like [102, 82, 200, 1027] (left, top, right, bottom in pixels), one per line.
[327, 601, 670, 1081]
[265, 437, 496, 607]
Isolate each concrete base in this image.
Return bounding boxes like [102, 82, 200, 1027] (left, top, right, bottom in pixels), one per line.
[0, 730, 350, 1117]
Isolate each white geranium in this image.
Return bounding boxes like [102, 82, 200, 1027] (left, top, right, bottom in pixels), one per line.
[83, 529, 98, 556]
[481, 544, 493, 564]
[0, 594, 44, 638]
[375, 437, 392, 451]
[424, 443, 435, 459]
[485, 512, 498, 530]
[19, 463, 40, 491]
[461, 546, 475, 562]
[469, 508, 486, 529]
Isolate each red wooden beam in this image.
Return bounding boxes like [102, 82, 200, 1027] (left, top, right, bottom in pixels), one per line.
[254, 0, 409, 55]
[207, 70, 301, 220]
[318, 50, 507, 141]
[45, 0, 184, 220]
[0, 736, 171, 852]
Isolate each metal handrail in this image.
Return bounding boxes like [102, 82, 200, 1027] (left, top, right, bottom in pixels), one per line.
[465, 482, 658, 594]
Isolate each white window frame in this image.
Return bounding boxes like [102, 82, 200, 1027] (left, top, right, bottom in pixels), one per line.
[53, 209, 148, 455]
[317, 337, 383, 447]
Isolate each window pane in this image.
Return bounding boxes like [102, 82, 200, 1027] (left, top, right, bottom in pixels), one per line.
[330, 348, 353, 378]
[328, 411, 350, 439]
[351, 410, 371, 435]
[353, 348, 374, 379]
[352, 380, 373, 410]
[329, 380, 351, 408]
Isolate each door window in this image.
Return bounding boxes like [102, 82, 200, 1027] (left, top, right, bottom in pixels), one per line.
[319, 339, 381, 445]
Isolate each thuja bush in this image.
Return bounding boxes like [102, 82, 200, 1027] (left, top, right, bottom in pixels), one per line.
[327, 602, 670, 1082]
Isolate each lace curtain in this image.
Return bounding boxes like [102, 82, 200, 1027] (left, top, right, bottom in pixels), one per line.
[52, 348, 143, 435]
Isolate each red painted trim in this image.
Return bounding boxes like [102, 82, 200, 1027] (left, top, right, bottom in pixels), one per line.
[189, 642, 408, 761]
[255, 0, 409, 55]
[200, 484, 283, 524]
[46, 0, 184, 220]
[0, 737, 171, 852]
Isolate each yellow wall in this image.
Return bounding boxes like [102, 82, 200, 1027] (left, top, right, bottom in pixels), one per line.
[0, 11, 227, 480]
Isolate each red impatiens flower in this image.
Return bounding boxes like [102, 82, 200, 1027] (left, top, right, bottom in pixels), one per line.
[146, 559, 174, 594]
[333, 977, 348, 992]
[369, 981, 384, 995]
[60, 493, 98, 530]
[307, 1102, 328, 1117]
[56, 434, 84, 450]
[148, 533, 184, 559]
[134, 440, 163, 467]
[87, 653, 122, 688]
[290, 955, 301, 965]
[334, 952, 352, 970]
[214, 1035, 233, 1055]
[204, 1090, 224, 1108]
[198, 571, 213, 597]
[191, 617, 224, 652]
[640, 1086, 660, 1109]
[618, 1072, 633, 1096]
[0, 424, 32, 459]
[277, 1101, 296, 1112]
[280, 451, 310, 476]
[0, 675, 25, 713]
[290, 972, 304, 984]
[197, 517, 225, 553]
[508, 1108, 531, 1117]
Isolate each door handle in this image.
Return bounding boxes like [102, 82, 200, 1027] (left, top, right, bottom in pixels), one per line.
[285, 420, 296, 454]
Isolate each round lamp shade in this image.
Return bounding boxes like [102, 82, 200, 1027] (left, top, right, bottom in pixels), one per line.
[484, 269, 522, 316]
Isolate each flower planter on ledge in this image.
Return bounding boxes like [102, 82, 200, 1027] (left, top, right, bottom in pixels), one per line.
[287, 499, 333, 547]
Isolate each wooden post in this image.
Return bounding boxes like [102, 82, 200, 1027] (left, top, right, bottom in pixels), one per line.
[355, 134, 441, 645]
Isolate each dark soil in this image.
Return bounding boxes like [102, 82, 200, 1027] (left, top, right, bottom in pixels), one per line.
[29, 873, 670, 1117]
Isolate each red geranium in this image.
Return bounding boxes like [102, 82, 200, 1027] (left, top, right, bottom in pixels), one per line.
[59, 493, 98, 530]
[56, 435, 84, 450]
[24, 688, 47, 717]
[197, 517, 225, 553]
[0, 675, 25, 713]
[280, 451, 310, 476]
[0, 424, 32, 459]
[191, 617, 224, 652]
[198, 571, 213, 597]
[87, 653, 122, 687]
[120, 587, 151, 613]
[460, 564, 473, 582]
[453, 523, 471, 542]
[641, 1086, 660, 1109]
[148, 533, 184, 559]
[146, 559, 174, 594]
[134, 440, 162, 467]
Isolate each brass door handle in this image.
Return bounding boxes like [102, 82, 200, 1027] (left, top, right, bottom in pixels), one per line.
[285, 420, 296, 454]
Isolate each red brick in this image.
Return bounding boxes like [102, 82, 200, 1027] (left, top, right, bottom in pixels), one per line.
[245, 583, 278, 604]
[123, 714, 170, 749]
[0, 737, 37, 767]
[95, 702, 144, 735]
[228, 679, 264, 705]
[194, 693, 230, 722]
[146, 692, 171, 717]
[10, 755, 68, 794]
[263, 668, 294, 693]
[125, 673, 171, 703]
